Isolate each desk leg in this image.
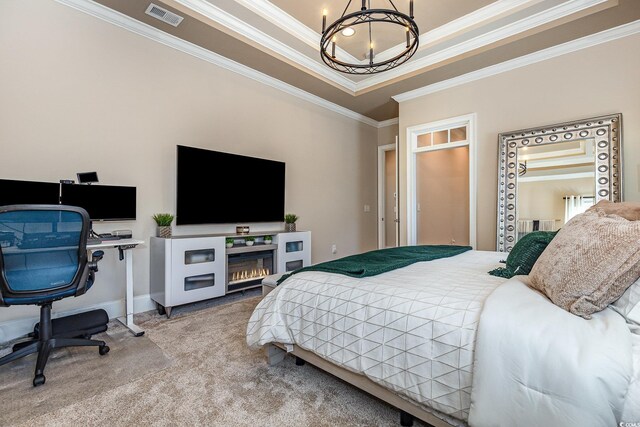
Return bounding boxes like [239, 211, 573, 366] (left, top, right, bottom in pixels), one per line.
[116, 249, 145, 337]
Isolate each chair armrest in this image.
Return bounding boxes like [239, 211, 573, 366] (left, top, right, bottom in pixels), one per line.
[88, 250, 104, 272]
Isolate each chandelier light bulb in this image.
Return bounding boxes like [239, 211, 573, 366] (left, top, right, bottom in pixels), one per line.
[322, 9, 327, 32]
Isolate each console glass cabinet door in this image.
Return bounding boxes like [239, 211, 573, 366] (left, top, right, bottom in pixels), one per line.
[276, 231, 311, 273]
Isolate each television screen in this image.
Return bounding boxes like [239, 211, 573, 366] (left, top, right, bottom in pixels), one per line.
[177, 145, 285, 225]
[60, 183, 136, 221]
[0, 179, 61, 206]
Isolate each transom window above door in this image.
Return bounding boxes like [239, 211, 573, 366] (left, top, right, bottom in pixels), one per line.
[416, 125, 468, 149]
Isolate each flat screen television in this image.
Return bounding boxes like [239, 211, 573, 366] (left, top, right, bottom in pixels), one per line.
[177, 145, 285, 225]
[60, 183, 137, 221]
[0, 179, 61, 206]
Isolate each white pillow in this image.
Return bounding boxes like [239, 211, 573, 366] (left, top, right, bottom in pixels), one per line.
[610, 277, 640, 331]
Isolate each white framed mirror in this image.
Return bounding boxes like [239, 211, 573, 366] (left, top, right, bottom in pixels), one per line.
[496, 113, 622, 252]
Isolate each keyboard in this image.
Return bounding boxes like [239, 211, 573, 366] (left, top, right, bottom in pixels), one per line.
[99, 235, 122, 241]
[19, 232, 81, 249]
[87, 235, 123, 245]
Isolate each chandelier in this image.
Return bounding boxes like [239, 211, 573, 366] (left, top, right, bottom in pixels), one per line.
[320, 0, 419, 75]
[518, 161, 527, 177]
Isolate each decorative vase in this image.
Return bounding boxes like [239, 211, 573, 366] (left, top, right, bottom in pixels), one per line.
[264, 239, 272, 245]
[246, 240, 254, 246]
[285, 223, 296, 232]
[158, 226, 172, 238]
[226, 242, 233, 248]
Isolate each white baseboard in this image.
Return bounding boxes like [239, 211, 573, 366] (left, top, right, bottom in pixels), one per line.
[0, 294, 155, 344]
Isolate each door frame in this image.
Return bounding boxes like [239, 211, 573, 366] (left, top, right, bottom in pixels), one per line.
[377, 142, 398, 249]
[405, 113, 477, 248]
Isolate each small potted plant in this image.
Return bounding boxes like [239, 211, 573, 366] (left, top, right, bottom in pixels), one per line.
[152, 213, 174, 238]
[284, 213, 299, 232]
[245, 236, 255, 246]
[225, 237, 234, 248]
[263, 235, 272, 244]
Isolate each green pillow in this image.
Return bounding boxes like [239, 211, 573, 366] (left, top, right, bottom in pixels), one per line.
[489, 230, 558, 279]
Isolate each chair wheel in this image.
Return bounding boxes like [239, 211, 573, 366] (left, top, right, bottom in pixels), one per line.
[33, 374, 46, 387]
[156, 303, 166, 316]
[99, 345, 110, 356]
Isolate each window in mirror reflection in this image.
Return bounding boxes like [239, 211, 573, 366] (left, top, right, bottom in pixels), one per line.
[516, 139, 595, 240]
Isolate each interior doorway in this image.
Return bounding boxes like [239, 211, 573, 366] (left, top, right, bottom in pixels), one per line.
[378, 140, 399, 248]
[406, 114, 477, 247]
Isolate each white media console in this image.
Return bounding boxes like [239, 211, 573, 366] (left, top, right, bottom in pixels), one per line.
[150, 231, 311, 317]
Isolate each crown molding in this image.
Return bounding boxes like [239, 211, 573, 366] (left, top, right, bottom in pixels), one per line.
[357, 0, 611, 91]
[377, 118, 399, 129]
[171, 0, 609, 92]
[373, 0, 538, 64]
[233, 0, 360, 64]
[171, 0, 357, 92]
[236, 0, 538, 68]
[234, 0, 318, 48]
[161, 0, 611, 93]
[392, 19, 640, 103]
[55, 0, 379, 127]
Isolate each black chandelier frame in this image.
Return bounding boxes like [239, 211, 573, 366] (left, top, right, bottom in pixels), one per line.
[320, 3, 419, 75]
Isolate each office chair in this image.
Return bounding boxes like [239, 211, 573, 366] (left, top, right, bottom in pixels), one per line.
[0, 204, 110, 386]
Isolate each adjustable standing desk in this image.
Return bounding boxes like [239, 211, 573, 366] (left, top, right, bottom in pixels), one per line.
[88, 238, 145, 337]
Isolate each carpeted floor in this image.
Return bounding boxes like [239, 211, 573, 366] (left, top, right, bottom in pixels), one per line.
[0, 291, 428, 426]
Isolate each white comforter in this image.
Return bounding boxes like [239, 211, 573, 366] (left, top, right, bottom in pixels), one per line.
[469, 279, 635, 427]
[247, 250, 638, 426]
[247, 250, 507, 421]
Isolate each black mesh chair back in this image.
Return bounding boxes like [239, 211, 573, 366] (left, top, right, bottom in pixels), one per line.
[0, 204, 92, 307]
[0, 204, 108, 387]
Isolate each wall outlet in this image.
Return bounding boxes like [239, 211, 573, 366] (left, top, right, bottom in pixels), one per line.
[331, 244, 337, 254]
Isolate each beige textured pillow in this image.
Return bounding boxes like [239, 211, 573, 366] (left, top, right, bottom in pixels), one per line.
[529, 209, 640, 319]
[587, 199, 640, 221]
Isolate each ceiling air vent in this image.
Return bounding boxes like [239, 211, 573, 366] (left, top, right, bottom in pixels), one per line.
[145, 3, 184, 27]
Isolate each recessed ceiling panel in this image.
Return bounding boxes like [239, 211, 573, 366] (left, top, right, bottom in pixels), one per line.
[270, 0, 496, 36]
[89, 0, 636, 121]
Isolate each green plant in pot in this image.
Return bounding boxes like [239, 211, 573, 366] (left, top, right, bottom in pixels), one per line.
[153, 213, 174, 238]
[245, 236, 255, 246]
[284, 213, 299, 232]
[263, 235, 272, 244]
[225, 237, 234, 248]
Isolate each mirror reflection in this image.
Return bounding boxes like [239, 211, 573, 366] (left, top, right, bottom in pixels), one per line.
[516, 139, 596, 240]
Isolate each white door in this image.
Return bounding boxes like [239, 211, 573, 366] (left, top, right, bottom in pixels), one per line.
[378, 139, 399, 248]
[406, 114, 477, 248]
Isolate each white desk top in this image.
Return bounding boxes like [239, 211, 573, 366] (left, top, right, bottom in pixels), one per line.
[87, 238, 144, 249]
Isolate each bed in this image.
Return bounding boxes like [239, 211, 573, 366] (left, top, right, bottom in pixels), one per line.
[246, 249, 639, 427]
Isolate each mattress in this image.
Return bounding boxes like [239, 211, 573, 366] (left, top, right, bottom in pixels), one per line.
[247, 250, 506, 421]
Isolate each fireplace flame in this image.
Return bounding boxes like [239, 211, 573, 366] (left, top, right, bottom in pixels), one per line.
[231, 268, 270, 282]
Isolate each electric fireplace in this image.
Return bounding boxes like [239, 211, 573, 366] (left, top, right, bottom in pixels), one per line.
[227, 248, 275, 293]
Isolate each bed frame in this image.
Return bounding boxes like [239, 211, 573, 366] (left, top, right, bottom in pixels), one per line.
[265, 343, 458, 427]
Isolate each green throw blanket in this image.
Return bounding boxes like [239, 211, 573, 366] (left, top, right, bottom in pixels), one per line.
[277, 244, 472, 285]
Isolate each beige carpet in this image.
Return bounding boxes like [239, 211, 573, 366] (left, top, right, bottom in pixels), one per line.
[0, 317, 172, 426]
[0, 294, 428, 426]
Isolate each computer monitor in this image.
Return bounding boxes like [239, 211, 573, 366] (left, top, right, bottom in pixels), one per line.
[0, 179, 61, 206]
[60, 183, 136, 221]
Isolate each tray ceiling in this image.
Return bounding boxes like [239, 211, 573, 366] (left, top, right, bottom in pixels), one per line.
[88, 0, 638, 121]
